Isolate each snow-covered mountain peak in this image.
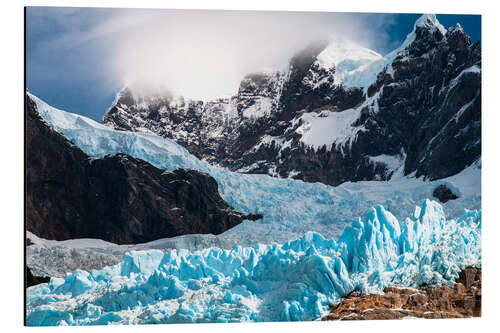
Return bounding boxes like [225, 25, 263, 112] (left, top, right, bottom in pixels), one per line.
[389, 14, 446, 60]
[447, 22, 467, 38]
[314, 40, 382, 85]
[316, 40, 382, 70]
[451, 22, 464, 31]
[414, 14, 447, 35]
[340, 14, 448, 89]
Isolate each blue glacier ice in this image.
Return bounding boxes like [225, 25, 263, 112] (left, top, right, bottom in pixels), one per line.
[28, 93, 481, 245]
[26, 200, 481, 325]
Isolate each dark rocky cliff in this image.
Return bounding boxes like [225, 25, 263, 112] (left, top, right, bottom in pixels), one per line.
[360, 22, 481, 180]
[26, 95, 261, 244]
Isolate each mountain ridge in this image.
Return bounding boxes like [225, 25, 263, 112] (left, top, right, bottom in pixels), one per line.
[102, 14, 481, 186]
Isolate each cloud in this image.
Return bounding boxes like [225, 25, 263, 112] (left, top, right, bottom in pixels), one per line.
[28, 8, 398, 100]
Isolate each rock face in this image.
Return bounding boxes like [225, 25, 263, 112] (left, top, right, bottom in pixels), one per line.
[26, 267, 50, 288]
[361, 20, 481, 181]
[26, 95, 261, 244]
[322, 268, 481, 320]
[433, 184, 458, 203]
[103, 15, 481, 186]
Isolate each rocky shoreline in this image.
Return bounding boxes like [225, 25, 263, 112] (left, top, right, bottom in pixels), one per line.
[322, 268, 481, 320]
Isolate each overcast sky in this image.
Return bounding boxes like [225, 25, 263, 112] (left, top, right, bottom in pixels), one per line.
[26, 8, 481, 121]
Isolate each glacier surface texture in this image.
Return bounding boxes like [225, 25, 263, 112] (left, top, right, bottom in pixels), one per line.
[26, 200, 481, 325]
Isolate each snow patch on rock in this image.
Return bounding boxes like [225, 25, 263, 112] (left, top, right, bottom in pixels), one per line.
[296, 108, 365, 154]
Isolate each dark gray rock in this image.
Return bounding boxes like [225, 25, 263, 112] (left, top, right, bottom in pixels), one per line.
[26, 95, 261, 245]
[26, 267, 50, 288]
[433, 185, 458, 203]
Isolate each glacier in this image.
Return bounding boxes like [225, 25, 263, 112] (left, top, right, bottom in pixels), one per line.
[28, 93, 481, 247]
[26, 93, 481, 325]
[26, 200, 481, 325]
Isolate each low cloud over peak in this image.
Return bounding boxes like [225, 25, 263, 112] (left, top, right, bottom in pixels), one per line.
[28, 8, 397, 100]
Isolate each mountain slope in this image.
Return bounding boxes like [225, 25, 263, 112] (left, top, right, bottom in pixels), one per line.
[360, 16, 481, 180]
[102, 15, 481, 186]
[29, 91, 481, 247]
[26, 94, 260, 244]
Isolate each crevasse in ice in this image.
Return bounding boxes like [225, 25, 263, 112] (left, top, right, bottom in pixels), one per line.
[26, 200, 481, 325]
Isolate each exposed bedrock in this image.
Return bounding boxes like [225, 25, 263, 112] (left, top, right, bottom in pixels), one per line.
[26, 95, 261, 244]
[322, 267, 481, 320]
